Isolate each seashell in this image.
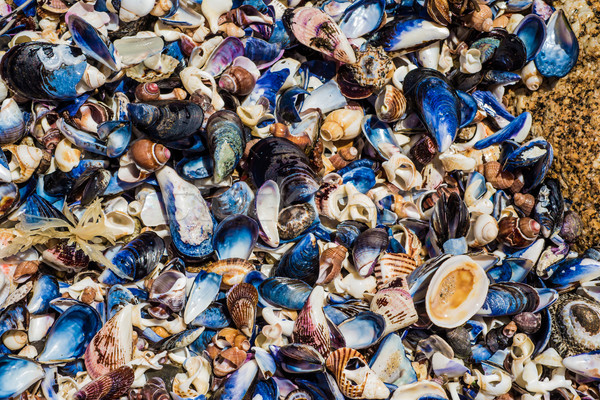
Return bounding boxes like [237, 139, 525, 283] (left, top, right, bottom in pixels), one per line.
[462, 4, 493, 31]
[353, 228, 389, 277]
[132, 377, 171, 400]
[497, 216, 540, 248]
[272, 343, 325, 374]
[0, 182, 19, 218]
[13, 260, 39, 283]
[278, 203, 316, 241]
[3, 144, 44, 183]
[212, 346, 246, 377]
[534, 10, 579, 78]
[382, 152, 422, 191]
[368, 16, 449, 53]
[184, 270, 222, 324]
[129, 139, 170, 172]
[0, 355, 45, 399]
[375, 85, 406, 123]
[217, 358, 258, 400]
[477, 282, 557, 317]
[211, 181, 254, 221]
[227, 283, 258, 337]
[54, 139, 82, 173]
[459, 48, 482, 74]
[73, 366, 135, 400]
[338, 311, 385, 349]
[339, 0, 385, 39]
[259, 277, 311, 310]
[84, 305, 133, 378]
[135, 82, 160, 102]
[248, 137, 319, 205]
[515, 14, 547, 62]
[255, 180, 280, 247]
[3, 330, 27, 351]
[1, 42, 88, 101]
[373, 252, 417, 287]
[520, 61, 543, 91]
[425, 255, 490, 328]
[148, 269, 187, 318]
[273, 233, 320, 285]
[427, 0, 451, 26]
[219, 66, 256, 96]
[321, 108, 364, 142]
[404, 68, 461, 153]
[318, 245, 347, 285]
[467, 214, 499, 247]
[0, 99, 25, 145]
[549, 294, 600, 357]
[285, 7, 356, 64]
[326, 347, 390, 399]
[478, 161, 515, 190]
[213, 214, 258, 260]
[206, 258, 255, 288]
[128, 101, 204, 143]
[206, 110, 245, 183]
[202, 0, 233, 33]
[346, 47, 394, 91]
[370, 277, 418, 335]
[156, 166, 214, 259]
[28, 275, 60, 315]
[292, 286, 335, 357]
[38, 303, 102, 363]
[270, 123, 311, 150]
[369, 333, 417, 386]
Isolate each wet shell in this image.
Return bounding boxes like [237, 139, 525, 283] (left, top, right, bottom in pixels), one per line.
[371, 277, 418, 335]
[206, 259, 255, 288]
[219, 66, 256, 96]
[135, 82, 160, 102]
[550, 294, 600, 357]
[286, 7, 356, 64]
[73, 366, 135, 400]
[277, 203, 316, 241]
[425, 255, 490, 328]
[346, 47, 394, 90]
[374, 85, 406, 123]
[497, 216, 540, 248]
[84, 305, 133, 378]
[373, 252, 417, 287]
[326, 347, 390, 399]
[129, 139, 170, 172]
[226, 283, 258, 337]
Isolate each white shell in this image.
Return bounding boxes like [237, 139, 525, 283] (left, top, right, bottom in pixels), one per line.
[28, 313, 55, 342]
[459, 48, 482, 74]
[201, 0, 233, 33]
[55, 139, 81, 172]
[173, 356, 211, 398]
[382, 153, 422, 191]
[391, 381, 448, 400]
[416, 41, 440, 70]
[520, 61, 543, 91]
[320, 108, 364, 141]
[5, 144, 44, 183]
[467, 214, 499, 247]
[119, 0, 155, 21]
[3, 330, 28, 350]
[425, 255, 490, 328]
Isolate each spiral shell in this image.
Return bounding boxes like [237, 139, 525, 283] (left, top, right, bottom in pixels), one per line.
[320, 108, 364, 142]
[318, 245, 347, 285]
[226, 283, 258, 337]
[427, 0, 451, 26]
[478, 161, 515, 190]
[462, 4, 493, 31]
[467, 214, 499, 247]
[326, 348, 389, 399]
[73, 366, 134, 400]
[3, 144, 44, 183]
[129, 139, 170, 172]
[219, 66, 256, 96]
[375, 85, 406, 123]
[382, 153, 422, 191]
[135, 83, 160, 102]
[514, 192, 535, 216]
[497, 216, 540, 248]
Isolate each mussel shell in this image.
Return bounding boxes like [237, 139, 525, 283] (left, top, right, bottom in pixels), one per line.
[352, 228, 389, 277]
[0, 355, 45, 399]
[534, 10, 579, 78]
[211, 181, 254, 221]
[0, 42, 88, 101]
[273, 233, 320, 285]
[127, 101, 204, 143]
[206, 110, 246, 183]
[273, 343, 325, 374]
[213, 214, 259, 260]
[258, 277, 312, 310]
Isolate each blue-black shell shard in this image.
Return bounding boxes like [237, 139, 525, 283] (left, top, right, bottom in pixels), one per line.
[258, 277, 312, 310]
[28, 275, 61, 315]
[127, 101, 204, 143]
[0, 42, 88, 101]
[534, 9, 579, 78]
[404, 68, 461, 153]
[109, 231, 165, 282]
[0, 355, 44, 400]
[66, 13, 118, 71]
[272, 233, 320, 286]
[206, 110, 246, 183]
[0, 304, 29, 338]
[248, 136, 319, 205]
[532, 178, 564, 239]
[514, 14, 547, 62]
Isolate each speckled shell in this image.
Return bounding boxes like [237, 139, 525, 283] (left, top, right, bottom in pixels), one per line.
[346, 47, 394, 90]
[226, 283, 258, 337]
[550, 294, 600, 357]
[292, 286, 333, 357]
[277, 203, 316, 241]
[370, 277, 418, 334]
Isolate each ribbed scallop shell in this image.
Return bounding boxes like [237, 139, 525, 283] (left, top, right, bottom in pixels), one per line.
[373, 252, 417, 288]
[206, 258, 255, 289]
[287, 7, 356, 64]
[226, 283, 258, 337]
[84, 305, 133, 379]
[73, 366, 134, 400]
[370, 277, 418, 335]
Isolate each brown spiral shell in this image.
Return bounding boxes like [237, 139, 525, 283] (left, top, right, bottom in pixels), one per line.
[13, 260, 39, 283]
[130, 139, 171, 172]
[318, 245, 347, 284]
[374, 85, 406, 123]
[219, 66, 256, 96]
[129, 377, 170, 400]
[270, 123, 312, 150]
[427, 0, 451, 26]
[73, 366, 134, 400]
[226, 283, 258, 337]
[513, 193, 535, 216]
[135, 83, 160, 102]
[478, 161, 515, 190]
[461, 4, 493, 31]
[497, 216, 540, 248]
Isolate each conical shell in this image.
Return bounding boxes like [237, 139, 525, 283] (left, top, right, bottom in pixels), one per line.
[84, 305, 133, 379]
[227, 283, 258, 337]
[326, 348, 390, 399]
[288, 7, 356, 64]
[373, 252, 417, 287]
[370, 277, 418, 335]
[292, 286, 332, 357]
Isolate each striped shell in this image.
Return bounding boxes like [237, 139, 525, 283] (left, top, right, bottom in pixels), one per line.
[206, 258, 255, 289]
[326, 348, 389, 399]
[370, 277, 418, 335]
[226, 283, 258, 337]
[373, 252, 417, 288]
[73, 366, 134, 400]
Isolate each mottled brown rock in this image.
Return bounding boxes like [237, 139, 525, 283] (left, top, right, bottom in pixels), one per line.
[507, 0, 600, 252]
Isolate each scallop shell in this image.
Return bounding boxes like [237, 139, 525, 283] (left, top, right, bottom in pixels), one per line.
[326, 347, 390, 400]
[370, 277, 418, 335]
[373, 252, 417, 287]
[226, 283, 258, 337]
[84, 304, 133, 379]
[287, 7, 356, 64]
[425, 255, 490, 329]
[292, 286, 332, 357]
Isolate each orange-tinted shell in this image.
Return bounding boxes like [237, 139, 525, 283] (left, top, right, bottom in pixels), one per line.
[497, 216, 540, 248]
[514, 193, 535, 216]
[226, 283, 258, 337]
[206, 258, 255, 289]
[318, 245, 347, 284]
[130, 139, 171, 172]
[219, 66, 256, 96]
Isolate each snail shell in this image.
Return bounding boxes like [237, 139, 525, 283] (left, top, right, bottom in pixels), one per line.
[374, 85, 406, 123]
[497, 216, 540, 248]
[427, 0, 451, 26]
[129, 139, 170, 172]
[467, 214, 499, 247]
[219, 66, 256, 96]
[513, 192, 535, 216]
[462, 4, 493, 31]
[320, 108, 364, 142]
[135, 82, 160, 102]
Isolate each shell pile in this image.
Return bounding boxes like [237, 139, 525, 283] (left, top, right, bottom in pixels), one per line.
[0, 0, 593, 399]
